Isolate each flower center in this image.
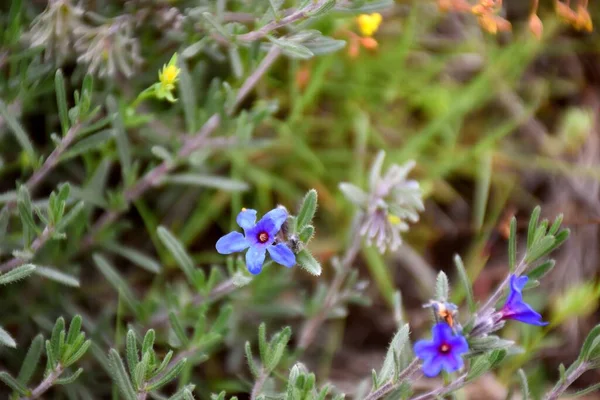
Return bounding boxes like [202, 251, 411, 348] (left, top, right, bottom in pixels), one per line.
[440, 343, 451, 353]
[258, 232, 269, 243]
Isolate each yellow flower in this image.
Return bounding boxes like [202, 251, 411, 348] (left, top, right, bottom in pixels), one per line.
[159, 64, 180, 89]
[356, 13, 382, 37]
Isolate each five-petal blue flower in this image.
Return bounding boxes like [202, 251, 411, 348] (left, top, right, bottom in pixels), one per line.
[499, 275, 548, 326]
[414, 323, 469, 377]
[216, 208, 296, 275]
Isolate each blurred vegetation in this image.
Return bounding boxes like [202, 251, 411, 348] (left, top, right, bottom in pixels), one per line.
[1, 0, 600, 399]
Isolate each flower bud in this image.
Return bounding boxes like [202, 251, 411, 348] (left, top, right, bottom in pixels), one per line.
[529, 14, 543, 39]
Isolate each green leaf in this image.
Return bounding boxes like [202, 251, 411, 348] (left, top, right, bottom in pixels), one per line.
[0, 264, 36, 285]
[55, 368, 84, 385]
[571, 382, 600, 398]
[126, 330, 139, 379]
[146, 358, 187, 391]
[435, 271, 449, 301]
[379, 324, 409, 384]
[142, 330, 155, 356]
[508, 217, 517, 271]
[157, 226, 196, 283]
[108, 349, 137, 400]
[201, 12, 230, 38]
[527, 260, 555, 280]
[269, 38, 314, 59]
[258, 323, 268, 362]
[18, 186, 38, 241]
[153, 350, 173, 378]
[55, 70, 70, 135]
[0, 372, 29, 396]
[105, 243, 161, 274]
[164, 174, 249, 192]
[549, 214, 564, 236]
[0, 326, 16, 348]
[66, 315, 82, 345]
[34, 266, 80, 287]
[527, 206, 541, 250]
[296, 249, 321, 276]
[466, 355, 491, 380]
[296, 189, 318, 231]
[454, 255, 475, 313]
[578, 324, 600, 362]
[518, 369, 529, 400]
[299, 225, 314, 243]
[46, 339, 57, 369]
[169, 311, 190, 347]
[245, 341, 260, 378]
[61, 130, 113, 161]
[177, 56, 196, 133]
[64, 339, 91, 367]
[50, 317, 65, 364]
[0, 99, 36, 161]
[92, 254, 140, 315]
[55, 200, 85, 232]
[18, 334, 44, 385]
[106, 96, 131, 181]
[134, 352, 150, 390]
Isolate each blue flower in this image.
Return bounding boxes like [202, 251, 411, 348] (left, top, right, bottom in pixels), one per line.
[216, 208, 296, 275]
[499, 275, 548, 326]
[414, 323, 469, 377]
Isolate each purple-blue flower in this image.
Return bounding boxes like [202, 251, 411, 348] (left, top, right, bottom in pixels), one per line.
[216, 208, 296, 275]
[414, 323, 469, 377]
[499, 275, 548, 326]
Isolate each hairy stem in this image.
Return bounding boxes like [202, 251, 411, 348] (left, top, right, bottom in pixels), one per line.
[297, 219, 364, 350]
[0, 226, 54, 273]
[543, 362, 589, 400]
[364, 358, 422, 400]
[410, 373, 468, 400]
[250, 370, 269, 400]
[236, 0, 330, 42]
[20, 365, 64, 400]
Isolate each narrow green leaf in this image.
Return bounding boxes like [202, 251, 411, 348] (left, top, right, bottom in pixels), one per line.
[34, 266, 80, 287]
[177, 56, 196, 133]
[466, 356, 491, 380]
[142, 330, 155, 356]
[527, 206, 541, 250]
[435, 271, 449, 301]
[454, 255, 475, 313]
[153, 350, 173, 378]
[571, 382, 600, 398]
[201, 12, 230, 38]
[0, 326, 16, 348]
[296, 189, 318, 231]
[549, 214, 564, 236]
[66, 315, 82, 346]
[46, 340, 57, 369]
[379, 324, 409, 383]
[524, 236, 555, 264]
[61, 130, 113, 161]
[55, 70, 70, 135]
[169, 311, 190, 347]
[64, 339, 91, 367]
[133, 352, 150, 390]
[50, 317, 65, 364]
[258, 323, 268, 362]
[157, 226, 196, 283]
[527, 260, 555, 280]
[299, 225, 314, 243]
[55, 200, 85, 232]
[579, 324, 600, 361]
[0, 264, 36, 285]
[126, 330, 139, 379]
[0, 208, 9, 240]
[105, 243, 161, 274]
[92, 254, 140, 315]
[0, 372, 29, 395]
[0, 99, 36, 160]
[164, 174, 249, 192]
[146, 358, 187, 391]
[518, 369, 529, 400]
[245, 341, 260, 378]
[18, 334, 44, 385]
[108, 349, 137, 400]
[55, 367, 83, 385]
[296, 249, 321, 276]
[269, 38, 314, 59]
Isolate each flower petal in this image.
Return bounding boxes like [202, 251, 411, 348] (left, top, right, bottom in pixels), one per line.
[257, 207, 288, 236]
[237, 209, 257, 231]
[216, 232, 250, 254]
[245, 246, 266, 275]
[440, 354, 464, 373]
[267, 243, 296, 267]
[432, 322, 454, 343]
[422, 355, 444, 377]
[449, 334, 469, 355]
[414, 340, 438, 360]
